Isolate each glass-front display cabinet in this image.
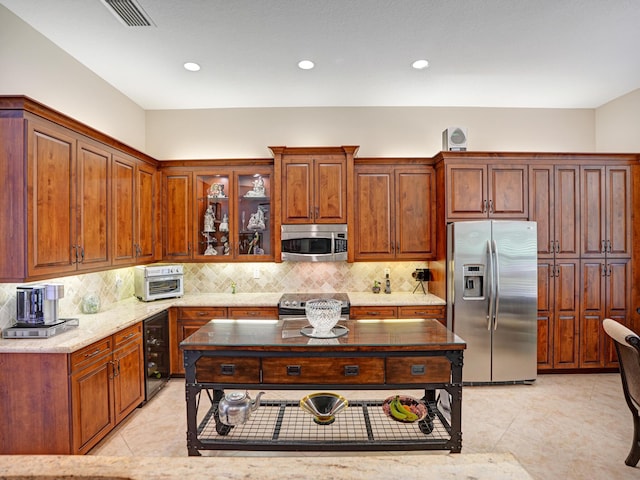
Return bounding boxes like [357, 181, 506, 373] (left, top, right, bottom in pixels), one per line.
[194, 167, 273, 261]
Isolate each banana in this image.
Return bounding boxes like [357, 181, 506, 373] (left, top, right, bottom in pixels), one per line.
[389, 397, 408, 420]
[395, 398, 419, 421]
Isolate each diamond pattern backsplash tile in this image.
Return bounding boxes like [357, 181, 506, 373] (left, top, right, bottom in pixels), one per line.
[0, 262, 430, 330]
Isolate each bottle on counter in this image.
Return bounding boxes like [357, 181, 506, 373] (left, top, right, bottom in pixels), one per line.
[384, 273, 391, 294]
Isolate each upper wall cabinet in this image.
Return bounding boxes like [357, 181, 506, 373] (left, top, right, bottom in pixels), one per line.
[0, 96, 159, 282]
[161, 164, 274, 262]
[271, 146, 358, 225]
[354, 163, 436, 260]
[112, 153, 159, 266]
[443, 158, 528, 220]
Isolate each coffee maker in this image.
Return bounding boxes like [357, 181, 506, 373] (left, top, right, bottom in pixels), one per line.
[16, 283, 65, 326]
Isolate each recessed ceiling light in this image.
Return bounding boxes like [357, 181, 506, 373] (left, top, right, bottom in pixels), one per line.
[183, 62, 201, 72]
[412, 59, 429, 70]
[298, 60, 315, 70]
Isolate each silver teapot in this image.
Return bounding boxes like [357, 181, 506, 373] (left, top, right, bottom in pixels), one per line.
[218, 391, 264, 426]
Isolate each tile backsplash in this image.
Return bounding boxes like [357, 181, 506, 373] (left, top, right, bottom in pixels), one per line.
[0, 261, 430, 330]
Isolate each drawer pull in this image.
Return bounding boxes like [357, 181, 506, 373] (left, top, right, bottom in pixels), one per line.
[286, 365, 301, 376]
[220, 364, 235, 376]
[411, 364, 426, 376]
[344, 365, 360, 376]
[84, 348, 102, 358]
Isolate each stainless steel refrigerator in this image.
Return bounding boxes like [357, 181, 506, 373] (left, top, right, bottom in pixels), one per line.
[447, 220, 537, 384]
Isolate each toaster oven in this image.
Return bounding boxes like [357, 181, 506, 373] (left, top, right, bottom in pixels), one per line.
[134, 264, 184, 302]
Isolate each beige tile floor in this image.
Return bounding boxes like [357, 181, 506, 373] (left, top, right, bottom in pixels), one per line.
[91, 374, 638, 480]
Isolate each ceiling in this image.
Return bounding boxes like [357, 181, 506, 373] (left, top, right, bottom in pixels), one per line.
[2, 0, 640, 110]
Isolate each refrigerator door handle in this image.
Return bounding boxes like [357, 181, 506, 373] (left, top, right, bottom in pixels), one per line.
[486, 240, 495, 330]
[492, 239, 500, 330]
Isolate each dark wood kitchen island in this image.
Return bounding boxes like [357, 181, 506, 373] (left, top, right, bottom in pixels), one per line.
[180, 317, 465, 456]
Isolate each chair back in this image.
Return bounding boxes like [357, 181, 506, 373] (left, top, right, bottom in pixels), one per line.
[603, 319, 640, 410]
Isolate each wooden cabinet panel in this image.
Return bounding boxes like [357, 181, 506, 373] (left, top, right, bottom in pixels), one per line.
[446, 162, 527, 219]
[395, 168, 436, 258]
[350, 305, 398, 319]
[262, 357, 385, 384]
[70, 337, 113, 372]
[581, 166, 630, 258]
[529, 166, 554, 256]
[71, 356, 114, 454]
[273, 146, 355, 225]
[354, 168, 393, 257]
[228, 307, 278, 319]
[163, 172, 193, 259]
[113, 335, 145, 423]
[536, 260, 554, 369]
[178, 307, 228, 320]
[281, 155, 347, 224]
[315, 158, 346, 222]
[136, 162, 157, 262]
[386, 356, 450, 384]
[553, 259, 580, 368]
[112, 155, 136, 264]
[354, 164, 435, 260]
[77, 141, 111, 269]
[397, 305, 445, 320]
[27, 120, 77, 277]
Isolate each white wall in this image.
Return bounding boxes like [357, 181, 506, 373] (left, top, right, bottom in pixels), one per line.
[146, 106, 596, 160]
[0, 6, 146, 152]
[595, 88, 640, 152]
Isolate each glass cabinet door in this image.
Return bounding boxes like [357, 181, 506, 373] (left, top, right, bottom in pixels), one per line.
[236, 173, 271, 258]
[195, 173, 231, 258]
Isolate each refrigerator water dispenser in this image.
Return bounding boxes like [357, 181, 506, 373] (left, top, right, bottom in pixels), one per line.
[462, 265, 484, 299]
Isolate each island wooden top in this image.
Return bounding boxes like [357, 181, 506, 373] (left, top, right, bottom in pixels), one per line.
[180, 318, 466, 353]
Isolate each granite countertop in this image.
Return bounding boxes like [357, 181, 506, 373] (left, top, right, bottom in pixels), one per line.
[0, 453, 533, 479]
[0, 291, 445, 354]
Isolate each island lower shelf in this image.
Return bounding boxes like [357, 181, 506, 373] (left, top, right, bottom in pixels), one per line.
[195, 395, 453, 451]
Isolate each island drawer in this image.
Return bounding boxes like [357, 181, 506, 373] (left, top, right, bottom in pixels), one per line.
[385, 356, 451, 384]
[195, 356, 260, 383]
[261, 357, 385, 384]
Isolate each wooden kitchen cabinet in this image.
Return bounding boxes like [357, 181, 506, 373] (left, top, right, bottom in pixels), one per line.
[445, 162, 528, 219]
[70, 323, 144, 454]
[580, 165, 631, 258]
[537, 258, 580, 369]
[271, 146, 358, 224]
[354, 164, 436, 260]
[350, 305, 398, 319]
[112, 152, 159, 265]
[350, 305, 445, 325]
[26, 119, 113, 277]
[529, 164, 581, 257]
[162, 165, 274, 261]
[170, 306, 228, 375]
[580, 258, 630, 368]
[0, 97, 159, 282]
[228, 306, 279, 319]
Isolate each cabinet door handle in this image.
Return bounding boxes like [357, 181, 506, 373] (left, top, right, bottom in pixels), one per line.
[79, 246, 85, 263]
[286, 365, 301, 376]
[488, 199, 494, 213]
[607, 240, 612, 253]
[84, 348, 103, 358]
[555, 240, 560, 254]
[482, 199, 487, 213]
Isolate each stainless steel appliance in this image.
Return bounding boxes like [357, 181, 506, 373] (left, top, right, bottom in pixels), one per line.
[134, 264, 184, 302]
[447, 220, 537, 384]
[278, 293, 350, 320]
[142, 309, 170, 403]
[4, 283, 78, 339]
[281, 224, 347, 262]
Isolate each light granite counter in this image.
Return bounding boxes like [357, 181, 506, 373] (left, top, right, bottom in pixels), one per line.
[0, 453, 533, 479]
[0, 291, 445, 354]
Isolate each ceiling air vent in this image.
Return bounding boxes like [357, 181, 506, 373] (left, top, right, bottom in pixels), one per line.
[101, 0, 155, 27]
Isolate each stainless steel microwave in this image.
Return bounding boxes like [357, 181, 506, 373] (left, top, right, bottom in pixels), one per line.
[134, 264, 184, 301]
[281, 224, 348, 261]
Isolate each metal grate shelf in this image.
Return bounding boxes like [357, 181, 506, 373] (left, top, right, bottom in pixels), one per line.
[196, 399, 452, 451]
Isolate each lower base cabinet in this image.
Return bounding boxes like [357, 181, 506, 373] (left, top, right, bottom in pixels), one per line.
[0, 323, 144, 455]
